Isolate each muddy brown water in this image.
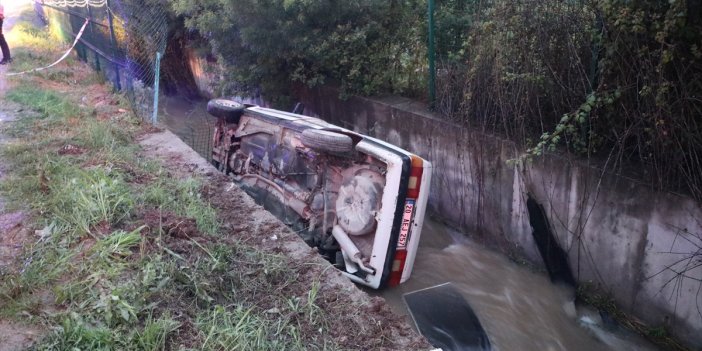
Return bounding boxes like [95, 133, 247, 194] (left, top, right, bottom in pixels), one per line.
[161, 99, 659, 351]
[377, 217, 659, 351]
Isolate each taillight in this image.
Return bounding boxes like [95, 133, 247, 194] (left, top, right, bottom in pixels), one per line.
[407, 156, 424, 199]
[389, 155, 424, 287]
[388, 249, 408, 286]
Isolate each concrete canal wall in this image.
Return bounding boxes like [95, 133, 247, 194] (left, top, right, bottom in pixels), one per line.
[293, 86, 702, 347]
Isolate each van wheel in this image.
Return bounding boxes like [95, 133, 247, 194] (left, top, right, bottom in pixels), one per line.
[207, 98, 245, 123]
[301, 129, 353, 154]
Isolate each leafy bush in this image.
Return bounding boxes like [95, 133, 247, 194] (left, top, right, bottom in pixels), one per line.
[172, 0, 427, 104]
[593, 0, 702, 197]
[434, 1, 594, 139]
[435, 0, 702, 201]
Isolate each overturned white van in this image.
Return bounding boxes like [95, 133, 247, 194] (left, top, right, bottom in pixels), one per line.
[208, 98, 432, 289]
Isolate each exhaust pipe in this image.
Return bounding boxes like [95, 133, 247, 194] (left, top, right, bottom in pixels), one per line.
[332, 225, 375, 275]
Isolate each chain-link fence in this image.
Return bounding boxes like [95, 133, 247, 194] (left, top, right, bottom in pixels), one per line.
[158, 96, 216, 160]
[34, 0, 217, 160]
[36, 0, 168, 125]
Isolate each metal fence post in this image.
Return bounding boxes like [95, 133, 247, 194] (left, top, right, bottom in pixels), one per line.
[151, 51, 162, 125]
[106, 0, 121, 90]
[87, 5, 100, 72]
[428, 0, 436, 110]
[583, 12, 603, 148]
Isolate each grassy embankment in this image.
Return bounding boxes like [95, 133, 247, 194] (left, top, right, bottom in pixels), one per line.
[0, 19, 336, 351]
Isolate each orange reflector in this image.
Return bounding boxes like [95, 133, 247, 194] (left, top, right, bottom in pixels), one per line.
[407, 156, 424, 199]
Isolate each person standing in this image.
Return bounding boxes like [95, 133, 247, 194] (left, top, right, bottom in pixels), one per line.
[0, 1, 12, 65]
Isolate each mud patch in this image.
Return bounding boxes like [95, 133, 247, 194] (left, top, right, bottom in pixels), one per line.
[142, 210, 202, 240]
[0, 321, 41, 351]
[0, 212, 30, 269]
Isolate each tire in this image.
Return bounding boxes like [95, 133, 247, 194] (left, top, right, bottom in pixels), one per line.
[207, 98, 246, 123]
[300, 129, 353, 154]
[335, 175, 382, 236]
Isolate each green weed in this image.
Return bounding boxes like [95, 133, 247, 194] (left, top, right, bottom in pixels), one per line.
[93, 227, 144, 262]
[139, 177, 219, 235]
[0, 173, 42, 211]
[196, 305, 302, 351]
[135, 314, 181, 351]
[0, 244, 75, 316]
[5, 86, 80, 120]
[42, 69, 75, 84]
[39, 312, 179, 351]
[37, 315, 116, 351]
[47, 166, 134, 238]
[77, 119, 132, 152]
[7, 19, 59, 55]
[176, 179, 219, 235]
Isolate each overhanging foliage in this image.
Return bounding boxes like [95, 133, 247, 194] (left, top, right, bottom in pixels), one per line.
[172, 0, 427, 105]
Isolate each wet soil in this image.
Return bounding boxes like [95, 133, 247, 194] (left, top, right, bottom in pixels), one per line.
[0, 321, 41, 351]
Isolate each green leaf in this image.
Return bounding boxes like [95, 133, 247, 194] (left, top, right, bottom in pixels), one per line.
[587, 94, 596, 104]
[120, 307, 130, 321]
